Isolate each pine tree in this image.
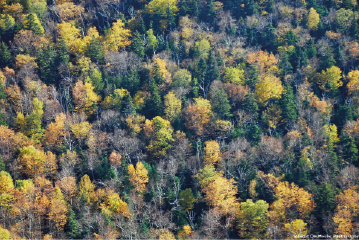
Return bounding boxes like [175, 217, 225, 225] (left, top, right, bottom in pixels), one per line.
[261, 23, 276, 53]
[320, 46, 336, 71]
[24, 13, 44, 35]
[64, 208, 80, 239]
[242, 92, 259, 119]
[88, 37, 104, 64]
[206, 51, 220, 82]
[279, 52, 293, 76]
[131, 31, 145, 59]
[306, 39, 317, 58]
[123, 94, 136, 116]
[178, 0, 190, 16]
[167, 4, 176, 30]
[245, 64, 259, 90]
[37, 45, 56, 84]
[280, 84, 297, 124]
[0, 42, 12, 68]
[342, 135, 359, 164]
[217, 50, 224, 67]
[246, 123, 261, 145]
[211, 88, 232, 119]
[123, 69, 140, 94]
[144, 78, 162, 118]
[0, 77, 5, 100]
[0, 156, 5, 171]
[56, 39, 70, 66]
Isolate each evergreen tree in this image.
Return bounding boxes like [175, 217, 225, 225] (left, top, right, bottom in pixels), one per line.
[211, 88, 232, 119]
[320, 46, 336, 71]
[261, 23, 276, 53]
[280, 84, 297, 124]
[88, 37, 104, 64]
[24, 13, 43, 35]
[36, 45, 56, 84]
[246, 123, 261, 145]
[206, 51, 220, 82]
[131, 31, 145, 60]
[64, 209, 80, 239]
[144, 78, 162, 118]
[217, 50, 224, 67]
[306, 39, 317, 59]
[0, 156, 5, 171]
[123, 94, 136, 116]
[0, 42, 12, 68]
[315, 183, 340, 213]
[342, 135, 359, 164]
[178, 0, 190, 16]
[167, 4, 176, 30]
[123, 69, 140, 94]
[245, 64, 259, 90]
[279, 52, 293, 76]
[55, 39, 70, 66]
[242, 92, 259, 119]
[0, 76, 6, 101]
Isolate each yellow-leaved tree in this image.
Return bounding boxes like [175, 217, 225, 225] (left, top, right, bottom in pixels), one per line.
[307, 8, 320, 31]
[184, 97, 212, 136]
[347, 69, 359, 95]
[72, 81, 101, 116]
[128, 161, 149, 192]
[78, 174, 95, 204]
[104, 19, 131, 51]
[164, 91, 182, 122]
[204, 140, 221, 164]
[255, 75, 284, 106]
[317, 66, 343, 92]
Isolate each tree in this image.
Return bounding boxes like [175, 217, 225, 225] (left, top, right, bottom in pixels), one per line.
[131, 31, 145, 59]
[206, 51, 220, 83]
[242, 92, 259, 119]
[128, 162, 149, 192]
[280, 83, 297, 124]
[204, 140, 221, 164]
[72, 81, 101, 116]
[307, 8, 320, 31]
[179, 188, 196, 211]
[317, 66, 342, 92]
[184, 97, 212, 136]
[0, 226, 10, 239]
[36, 45, 56, 84]
[210, 87, 232, 119]
[285, 219, 308, 237]
[255, 75, 284, 106]
[236, 199, 269, 239]
[0, 171, 14, 193]
[203, 176, 240, 215]
[104, 19, 131, 51]
[64, 208, 80, 239]
[15, 97, 45, 142]
[0, 42, 11, 68]
[78, 175, 95, 204]
[223, 67, 245, 85]
[143, 116, 173, 159]
[18, 145, 57, 178]
[23, 13, 44, 35]
[87, 37, 104, 64]
[164, 91, 182, 122]
[347, 70, 359, 95]
[195, 164, 223, 188]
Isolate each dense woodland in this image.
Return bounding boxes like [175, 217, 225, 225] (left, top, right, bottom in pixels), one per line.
[2, 0, 359, 238]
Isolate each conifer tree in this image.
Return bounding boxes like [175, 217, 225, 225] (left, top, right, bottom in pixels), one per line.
[88, 37, 104, 64]
[242, 92, 259, 119]
[0, 156, 4, 172]
[280, 84, 297, 124]
[245, 64, 259, 90]
[24, 13, 44, 35]
[0, 42, 11, 68]
[123, 69, 140, 94]
[56, 39, 70, 66]
[206, 51, 220, 82]
[37, 45, 56, 84]
[64, 208, 80, 239]
[211, 88, 232, 119]
[131, 31, 145, 59]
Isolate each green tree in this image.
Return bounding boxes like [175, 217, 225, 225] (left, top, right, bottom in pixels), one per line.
[210, 88, 232, 119]
[131, 31, 145, 59]
[56, 39, 70, 67]
[242, 92, 259, 119]
[0, 42, 11, 68]
[246, 123, 261, 145]
[123, 69, 140, 94]
[24, 13, 44, 35]
[245, 64, 259, 90]
[206, 51, 220, 82]
[144, 78, 162, 118]
[87, 37, 104, 64]
[36, 45, 56, 84]
[179, 188, 197, 211]
[0, 156, 5, 172]
[314, 183, 340, 213]
[64, 208, 80, 239]
[280, 84, 297, 124]
[236, 199, 269, 239]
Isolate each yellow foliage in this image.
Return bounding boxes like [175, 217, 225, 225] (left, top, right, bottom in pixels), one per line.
[15, 54, 38, 69]
[0, 171, 14, 193]
[71, 121, 91, 140]
[204, 140, 221, 164]
[97, 188, 129, 217]
[145, 0, 178, 17]
[18, 145, 57, 178]
[128, 162, 149, 192]
[126, 114, 145, 136]
[78, 174, 95, 204]
[109, 151, 122, 167]
[0, 226, 11, 239]
[164, 91, 182, 122]
[317, 66, 342, 91]
[72, 81, 101, 116]
[150, 228, 176, 240]
[215, 119, 233, 132]
[45, 113, 66, 148]
[195, 38, 211, 59]
[196, 164, 223, 189]
[247, 51, 278, 74]
[255, 74, 284, 105]
[285, 219, 308, 236]
[56, 22, 87, 54]
[223, 67, 245, 85]
[104, 19, 131, 51]
[203, 176, 240, 215]
[347, 70, 359, 95]
[307, 8, 320, 30]
[0, 14, 15, 31]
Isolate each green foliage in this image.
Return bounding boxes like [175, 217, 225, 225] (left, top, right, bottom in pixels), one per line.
[0, 42, 11, 68]
[210, 88, 232, 119]
[88, 37, 104, 64]
[179, 188, 196, 211]
[131, 31, 145, 59]
[0, 156, 5, 172]
[36, 45, 56, 84]
[280, 84, 297, 124]
[64, 209, 80, 239]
